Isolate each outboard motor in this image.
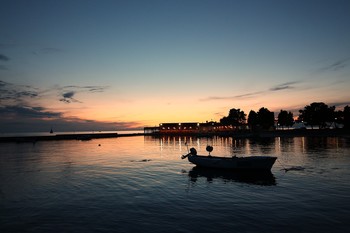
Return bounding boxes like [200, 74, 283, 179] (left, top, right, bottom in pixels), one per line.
[190, 147, 197, 156]
[182, 147, 198, 159]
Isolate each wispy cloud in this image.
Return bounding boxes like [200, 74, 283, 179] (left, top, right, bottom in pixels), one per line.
[0, 54, 10, 70]
[0, 104, 143, 132]
[0, 54, 10, 61]
[59, 91, 81, 103]
[0, 80, 39, 105]
[319, 57, 350, 72]
[201, 81, 300, 101]
[0, 80, 109, 105]
[269, 81, 299, 91]
[62, 91, 75, 99]
[0, 105, 62, 119]
[57, 85, 108, 104]
[62, 85, 107, 93]
[328, 101, 350, 108]
[0, 81, 138, 132]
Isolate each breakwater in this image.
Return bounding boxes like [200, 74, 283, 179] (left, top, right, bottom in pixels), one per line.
[0, 132, 145, 143]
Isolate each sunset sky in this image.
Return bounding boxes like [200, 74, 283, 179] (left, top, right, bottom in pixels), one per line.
[1, 0, 350, 132]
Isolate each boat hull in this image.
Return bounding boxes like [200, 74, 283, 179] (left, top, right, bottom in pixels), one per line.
[187, 155, 277, 171]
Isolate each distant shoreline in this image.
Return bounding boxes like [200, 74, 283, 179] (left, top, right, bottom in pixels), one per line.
[154, 129, 350, 138]
[0, 132, 145, 143]
[0, 129, 349, 143]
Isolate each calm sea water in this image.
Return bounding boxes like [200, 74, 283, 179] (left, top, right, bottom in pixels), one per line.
[1, 136, 350, 233]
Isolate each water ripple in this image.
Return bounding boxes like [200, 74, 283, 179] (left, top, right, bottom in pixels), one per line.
[1, 136, 350, 232]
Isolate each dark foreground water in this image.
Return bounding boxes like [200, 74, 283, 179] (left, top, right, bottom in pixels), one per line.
[1, 136, 350, 233]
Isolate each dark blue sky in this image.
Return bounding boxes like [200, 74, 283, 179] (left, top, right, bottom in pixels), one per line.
[1, 0, 350, 132]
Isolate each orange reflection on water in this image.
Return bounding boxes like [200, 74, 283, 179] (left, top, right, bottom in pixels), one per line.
[28, 135, 350, 178]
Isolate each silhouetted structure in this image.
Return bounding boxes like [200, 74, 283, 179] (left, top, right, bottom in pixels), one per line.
[145, 121, 247, 135]
[144, 127, 159, 134]
[143, 102, 349, 135]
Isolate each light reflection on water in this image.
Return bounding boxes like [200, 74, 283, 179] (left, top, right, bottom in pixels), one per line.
[1, 136, 350, 232]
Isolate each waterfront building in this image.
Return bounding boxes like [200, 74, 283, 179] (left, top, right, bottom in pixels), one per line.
[144, 121, 245, 134]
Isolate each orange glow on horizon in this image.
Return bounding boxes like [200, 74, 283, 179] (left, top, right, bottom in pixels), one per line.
[40, 83, 349, 130]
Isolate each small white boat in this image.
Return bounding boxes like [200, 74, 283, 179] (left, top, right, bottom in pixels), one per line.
[182, 147, 277, 171]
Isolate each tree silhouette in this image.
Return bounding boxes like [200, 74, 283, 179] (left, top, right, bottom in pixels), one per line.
[298, 102, 335, 129]
[217, 102, 347, 132]
[257, 107, 275, 130]
[277, 110, 294, 129]
[248, 110, 258, 131]
[247, 108, 274, 131]
[220, 108, 246, 126]
[344, 105, 350, 129]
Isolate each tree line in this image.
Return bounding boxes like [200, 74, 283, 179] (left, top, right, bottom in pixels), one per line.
[219, 102, 350, 130]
